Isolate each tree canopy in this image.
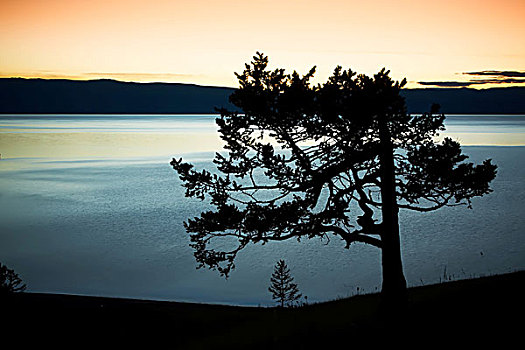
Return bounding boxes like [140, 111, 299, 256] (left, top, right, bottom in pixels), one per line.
[171, 52, 497, 299]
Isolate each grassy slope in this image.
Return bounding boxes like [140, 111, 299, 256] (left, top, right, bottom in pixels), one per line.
[3, 271, 524, 348]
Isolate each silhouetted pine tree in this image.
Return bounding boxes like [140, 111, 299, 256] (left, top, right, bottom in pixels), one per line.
[171, 52, 497, 309]
[268, 260, 302, 307]
[0, 262, 26, 295]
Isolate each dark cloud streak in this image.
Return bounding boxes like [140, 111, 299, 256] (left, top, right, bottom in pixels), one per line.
[418, 69, 525, 87]
[418, 81, 477, 87]
[463, 70, 525, 78]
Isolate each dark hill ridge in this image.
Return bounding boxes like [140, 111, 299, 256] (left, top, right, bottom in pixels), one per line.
[403, 86, 525, 114]
[0, 78, 239, 114]
[2, 271, 524, 347]
[1, 77, 525, 114]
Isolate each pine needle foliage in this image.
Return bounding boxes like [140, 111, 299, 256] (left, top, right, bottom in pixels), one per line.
[269, 259, 302, 307]
[171, 52, 497, 304]
[0, 263, 26, 295]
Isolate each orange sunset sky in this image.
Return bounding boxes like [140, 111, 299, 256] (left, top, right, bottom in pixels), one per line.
[1, 0, 524, 88]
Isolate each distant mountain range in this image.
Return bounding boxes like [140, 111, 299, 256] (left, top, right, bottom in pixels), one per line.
[1, 78, 524, 114]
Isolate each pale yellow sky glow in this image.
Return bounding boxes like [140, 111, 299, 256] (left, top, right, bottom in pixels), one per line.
[1, 0, 524, 88]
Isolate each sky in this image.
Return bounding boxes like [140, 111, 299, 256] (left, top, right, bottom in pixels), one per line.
[1, 0, 524, 88]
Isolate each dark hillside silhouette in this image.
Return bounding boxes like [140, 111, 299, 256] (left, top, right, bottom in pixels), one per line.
[3, 271, 524, 347]
[0, 78, 239, 114]
[402, 87, 525, 114]
[1, 77, 525, 114]
[171, 53, 497, 309]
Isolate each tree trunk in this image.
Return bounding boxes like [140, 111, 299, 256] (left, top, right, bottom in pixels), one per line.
[379, 121, 408, 309]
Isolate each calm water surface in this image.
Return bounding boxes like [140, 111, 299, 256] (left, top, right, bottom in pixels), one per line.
[0, 114, 524, 305]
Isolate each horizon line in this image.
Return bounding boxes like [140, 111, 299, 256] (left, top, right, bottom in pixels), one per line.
[2, 76, 525, 90]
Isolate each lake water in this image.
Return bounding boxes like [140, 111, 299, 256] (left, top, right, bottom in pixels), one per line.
[0, 114, 524, 305]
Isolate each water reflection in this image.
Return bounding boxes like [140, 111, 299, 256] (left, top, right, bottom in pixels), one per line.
[0, 114, 524, 305]
[0, 114, 523, 163]
[439, 114, 525, 146]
